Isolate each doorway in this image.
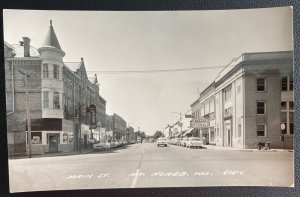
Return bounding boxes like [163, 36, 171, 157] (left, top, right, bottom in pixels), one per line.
[48, 133, 59, 153]
[224, 119, 232, 147]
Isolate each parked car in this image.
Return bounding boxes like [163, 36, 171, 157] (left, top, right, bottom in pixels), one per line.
[93, 140, 110, 151]
[119, 140, 129, 146]
[180, 138, 189, 147]
[129, 140, 136, 144]
[110, 140, 121, 148]
[157, 137, 167, 147]
[186, 137, 204, 148]
[169, 138, 175, 145]
[174, 138, 181, 146]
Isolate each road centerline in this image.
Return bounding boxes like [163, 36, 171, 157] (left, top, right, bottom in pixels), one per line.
[131, 147, 145, 188]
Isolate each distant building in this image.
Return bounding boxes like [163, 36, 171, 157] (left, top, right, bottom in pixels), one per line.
[112, 113, 127, 140]
[126, 126, 135, 141]
[191, 51, 293, 149]
[5, 21, 107, 156]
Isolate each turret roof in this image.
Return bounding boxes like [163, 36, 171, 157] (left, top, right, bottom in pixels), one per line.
[42, 20, 62, 50]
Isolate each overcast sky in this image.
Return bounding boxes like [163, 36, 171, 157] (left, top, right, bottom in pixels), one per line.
[3, 7, 293, 135]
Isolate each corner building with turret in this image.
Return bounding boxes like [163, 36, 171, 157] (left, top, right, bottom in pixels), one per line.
[5, 21, 106, 156]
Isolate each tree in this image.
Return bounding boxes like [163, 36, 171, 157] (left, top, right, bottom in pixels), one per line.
[140, 131, 146, 140]
[153, 131, 164, 139]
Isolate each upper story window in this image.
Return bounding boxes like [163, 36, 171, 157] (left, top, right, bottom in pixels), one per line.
[53, 64, 59, 79]
[53, 92, 60, 109]
[281, 76, 293, 91]
[281, 77, 288, 91]
[281, 101, 287, 110]
[224, 87, 232, 102]
[224, 107, 232, 117]
[204, 102, 209, 115]
[256, 78, 266, 92]
[43, 91, 49, 108]
[43, 64, 49, 78]
[209, 99, 215, 113]
[257, 101, 265, 115]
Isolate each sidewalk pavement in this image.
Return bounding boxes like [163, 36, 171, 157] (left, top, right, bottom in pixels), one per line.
[203, 144, 293, 152]
[9, 148, 94, 160]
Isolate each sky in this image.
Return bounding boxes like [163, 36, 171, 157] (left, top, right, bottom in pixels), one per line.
[3, 7, 293, 135]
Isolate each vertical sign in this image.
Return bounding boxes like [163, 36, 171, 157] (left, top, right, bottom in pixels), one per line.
[89, 104, 97, 129]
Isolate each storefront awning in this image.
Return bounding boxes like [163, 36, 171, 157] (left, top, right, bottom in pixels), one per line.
[183, 128, 196, 136]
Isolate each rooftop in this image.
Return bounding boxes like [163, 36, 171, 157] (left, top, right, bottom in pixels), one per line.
[41, 20, 63, 51]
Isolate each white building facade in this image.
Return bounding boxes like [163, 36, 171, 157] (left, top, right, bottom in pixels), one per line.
[193, 51, 293, 149]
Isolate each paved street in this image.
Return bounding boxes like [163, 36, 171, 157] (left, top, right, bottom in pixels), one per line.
[9, 143, 293, 193]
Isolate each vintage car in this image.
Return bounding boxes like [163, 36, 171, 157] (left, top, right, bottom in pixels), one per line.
[186, 137, 204, 148]
[109, 140, 121, 148]
[93, 140, 110, 151]
[180, 138, 189, 147]
[174, 138, 181, 146]
[157, 137, 167, 147]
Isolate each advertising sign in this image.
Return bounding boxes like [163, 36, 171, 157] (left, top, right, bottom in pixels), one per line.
[89, 104, 97, 129]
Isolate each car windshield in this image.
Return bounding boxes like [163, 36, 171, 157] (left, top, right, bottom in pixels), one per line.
[158, 139, 166, 141]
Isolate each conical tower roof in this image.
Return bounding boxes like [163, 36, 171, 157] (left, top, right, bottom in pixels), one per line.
[42, 20, 62, 50]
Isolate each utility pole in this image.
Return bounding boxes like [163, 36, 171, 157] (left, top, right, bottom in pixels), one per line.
[78, 103, 82, 153]
[172, 112, 182, 137]
[18, 70, 32, 158]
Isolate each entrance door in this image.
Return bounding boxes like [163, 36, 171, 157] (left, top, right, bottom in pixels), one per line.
[48, 134, 59, 153]
[224, 120, 232, 147]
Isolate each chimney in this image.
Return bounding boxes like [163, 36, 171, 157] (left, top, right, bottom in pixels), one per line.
[23, 37, 31, 57]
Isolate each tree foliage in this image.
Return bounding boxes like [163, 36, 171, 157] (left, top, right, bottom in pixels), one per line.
[152, 131, 164, 139]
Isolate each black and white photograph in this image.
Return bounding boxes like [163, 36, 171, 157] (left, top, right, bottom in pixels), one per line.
[3, 7, 294, 193]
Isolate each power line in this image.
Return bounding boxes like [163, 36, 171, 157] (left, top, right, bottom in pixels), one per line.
[84, 66, 225, 74]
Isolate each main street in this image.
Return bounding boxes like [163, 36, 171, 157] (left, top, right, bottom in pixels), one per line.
[9, 143, 293, 193]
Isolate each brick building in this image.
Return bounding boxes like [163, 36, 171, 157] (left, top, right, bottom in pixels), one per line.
[190, 51, 293, 149]
[112, 113, 127, 140]
[5, 20, 107, 156]
[126, 126, 135, 141]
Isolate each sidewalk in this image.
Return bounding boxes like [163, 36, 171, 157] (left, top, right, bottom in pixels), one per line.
[203, 144, 293, 152]
[9, 148, 94, 160]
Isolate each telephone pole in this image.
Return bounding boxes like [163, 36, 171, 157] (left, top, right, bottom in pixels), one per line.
[18, 70, 32, 158]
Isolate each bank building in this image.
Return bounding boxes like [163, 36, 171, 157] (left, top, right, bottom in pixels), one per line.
[191, 51, 293, 149]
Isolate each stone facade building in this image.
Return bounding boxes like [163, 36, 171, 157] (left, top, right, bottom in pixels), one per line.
[191, 51, 293, 149]
[5, 21, 106, 156]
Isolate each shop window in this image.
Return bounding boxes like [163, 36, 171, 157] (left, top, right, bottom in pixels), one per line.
[257, 125, 265, 136]
[27, 132, 42, 144]
[281, 77, 288, 91]
[289, 112, 294, 135]
[290, 123, 294, 134]
[256, 78, 266, 92]
[63, 132, 68, 144]
[257, 101, 265, 115]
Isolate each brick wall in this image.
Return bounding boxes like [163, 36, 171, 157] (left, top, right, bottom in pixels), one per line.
[6, 59, 42, 157]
